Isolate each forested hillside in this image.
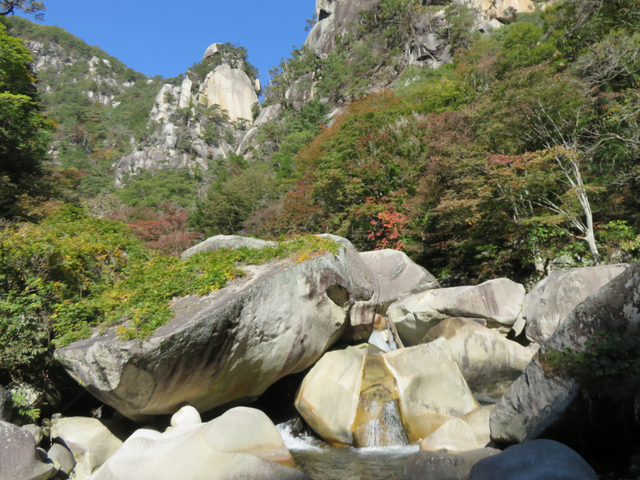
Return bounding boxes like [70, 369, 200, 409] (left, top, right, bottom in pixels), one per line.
[2, 0, 640, 402]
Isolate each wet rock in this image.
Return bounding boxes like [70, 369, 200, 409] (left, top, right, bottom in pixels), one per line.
[0, 420, 54, 480]
[91, 407, 309, 480]
[55, 237, 375, 421]
[523, 263, 628, 345]
[468, 440, 597, 480]
[404, 448, 500, 480]
[296, 340, 479, 446]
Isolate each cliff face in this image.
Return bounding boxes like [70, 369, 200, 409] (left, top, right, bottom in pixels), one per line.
[113, 44, 260, 187]
[197, 64, 258, 122]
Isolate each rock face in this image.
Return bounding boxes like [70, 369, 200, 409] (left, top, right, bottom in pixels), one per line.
[197, 64, 259, 122]
[388, 279, 526, 345]
[522, 263, 628, 345]
[468, 440, 598, 480]
[405, 448, 500, 480]
[55, 239, 376, 421]
[91, 407, 310, 480]
[426, 318, 533, 400]
[490, 261, 640, 449]
[359, 249, 439, 310]
[0, 384, 13, 421]
[51, 416, 124, 480]
[462, 0, 537, 23]
[306, 0, 379, 56]
[0, 420, 54, 480]
[295, 340, 480, 446]
[114, 44, 259, 187]
[180, 235, 275, 260]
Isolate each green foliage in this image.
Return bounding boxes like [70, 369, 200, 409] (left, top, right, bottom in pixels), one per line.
[495, 22, 557, 77]
[10, 388, 40, 421]
[116, 168, 201, 210]
[0, 22, 53, 218]
[189, 165, 278, 237]
[0, 0, 44, 19]
[0, 204, 339, 382]
[541, 331, 640, 399]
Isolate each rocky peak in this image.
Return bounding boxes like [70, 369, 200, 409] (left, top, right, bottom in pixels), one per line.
[114, 43, 260, 186]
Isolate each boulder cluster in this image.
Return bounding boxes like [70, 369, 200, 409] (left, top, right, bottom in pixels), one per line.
[2, 234, 636, 479]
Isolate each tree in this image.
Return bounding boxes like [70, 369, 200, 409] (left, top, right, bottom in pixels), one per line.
[0, 0, 45, 20]
[0, 22, 53, 218]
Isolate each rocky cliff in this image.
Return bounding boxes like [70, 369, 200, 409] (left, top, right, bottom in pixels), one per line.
[114, 43, 260, 187]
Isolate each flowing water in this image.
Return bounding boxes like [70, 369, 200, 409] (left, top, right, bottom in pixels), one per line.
[277, 421, 419, 480]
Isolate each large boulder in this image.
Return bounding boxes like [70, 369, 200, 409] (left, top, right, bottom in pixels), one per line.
[426, 318, 533, 400]
[404, 448, 500, 480]
[420, 406, 493, 454]
[490, 261, 640, 454]
[51, 416, 125, 480]
[523, 263, 628, 345]
[296, 340, 480, 446]
[55, 237, 376, 421]
[388, 279, 525, 345]
[468, 440, 597, 480]
[90, 407, 310, 480]
[0, 420, 54, 480]
[180, 234, 275, 260]
[359, 249, 439, 310]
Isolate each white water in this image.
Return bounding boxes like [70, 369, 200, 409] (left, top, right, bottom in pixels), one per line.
[361, 400, 408, 448]
[276, 420, 324, 451]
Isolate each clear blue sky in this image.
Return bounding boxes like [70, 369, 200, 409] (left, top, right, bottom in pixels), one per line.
[20, 0, 315, 86]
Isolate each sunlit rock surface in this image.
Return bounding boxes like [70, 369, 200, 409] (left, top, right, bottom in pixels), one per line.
[56, 238, 376, 421]
[295, 339, 479, 446]
[91, 407, 310, 480]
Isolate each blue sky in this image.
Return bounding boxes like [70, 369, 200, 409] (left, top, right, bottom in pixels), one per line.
[20, 0, 316, 86]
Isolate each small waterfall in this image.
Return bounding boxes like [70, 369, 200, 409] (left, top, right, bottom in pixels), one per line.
[353, 355, 409, 448]
[360, 400, 408, 448]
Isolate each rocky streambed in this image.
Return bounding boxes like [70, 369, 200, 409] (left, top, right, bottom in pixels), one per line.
[2, 234, 639, 480]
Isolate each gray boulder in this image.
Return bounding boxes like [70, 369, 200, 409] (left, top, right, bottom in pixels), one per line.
[389, 278, 526, 345]
[55, 237, 376, 421]
[359, 249, 439, 310]
[180, 234, 275, 260]
[426, 318, 533, 401]
[0, 384, 13, 421]
[0, 420, 54, 480]
[468, 440, 597, 480]
[51, 416, 124, 480]
[404, 448, 500, 480]
[523, 263, 628, 345]
[490, 261, 640, 447]
[21, 424, 44, 446]
[47, 443, 76, 478]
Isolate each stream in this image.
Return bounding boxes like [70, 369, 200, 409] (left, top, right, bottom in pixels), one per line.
[277, 421, 420, 480]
